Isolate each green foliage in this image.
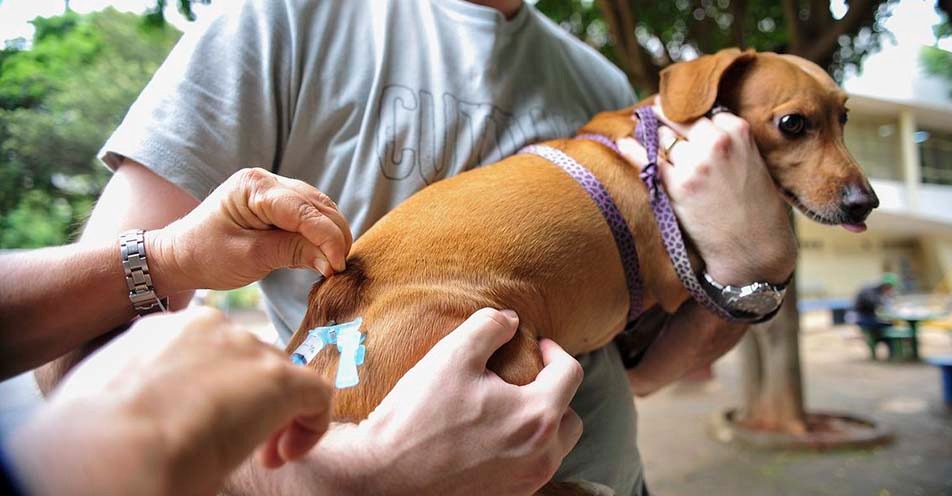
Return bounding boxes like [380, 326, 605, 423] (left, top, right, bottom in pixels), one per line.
[145, 0, 211, 26]
[534, 0, 897, 93]
[534, 1, 612, 58]
[922, 14, 952, 96]
[0, 9, 180, 249]
[0, 190, 78, 247]
[922, 46, 952, 95]
[204, 285, 262, 310]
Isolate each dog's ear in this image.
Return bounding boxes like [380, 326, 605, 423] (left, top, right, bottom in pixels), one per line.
[659, 48, 756, 122]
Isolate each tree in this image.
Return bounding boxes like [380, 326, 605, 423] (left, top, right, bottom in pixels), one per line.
[534, 0, 919, 436]
[922, 15, 952, 97]
[536, 0, 896, 95]
[0, 9, 180, 248]
[143, 0, 211, 26]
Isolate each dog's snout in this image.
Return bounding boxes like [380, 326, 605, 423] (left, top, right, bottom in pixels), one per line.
[841, 183, 879, 222]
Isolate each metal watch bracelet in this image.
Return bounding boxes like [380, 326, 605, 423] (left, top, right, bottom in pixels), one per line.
[699, 270, 788, 322]
[119, 229, 169, 316]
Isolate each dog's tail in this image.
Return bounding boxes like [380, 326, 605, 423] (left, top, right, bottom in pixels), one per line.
[285, 255, 369, 354]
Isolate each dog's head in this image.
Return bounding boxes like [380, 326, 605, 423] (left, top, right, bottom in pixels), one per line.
[659, 48, 879, 232]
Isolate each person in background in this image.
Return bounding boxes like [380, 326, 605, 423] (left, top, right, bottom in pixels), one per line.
[854, 272, 899, 329]
[853, 272, 899, 359]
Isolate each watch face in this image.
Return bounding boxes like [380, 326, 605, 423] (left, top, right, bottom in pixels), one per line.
[727, 287, 783, 315]
[701, 272, 786, 319]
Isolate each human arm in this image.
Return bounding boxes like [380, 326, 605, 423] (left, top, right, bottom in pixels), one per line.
[25, 161, 350, 388]
[626, 302, 746, 396]
[3, 162, 197, 384]
[616, 102, 797, 394]
[617, 102, 797, 286]
[6, 307, 333, 496]
[224, 308, 585, 496]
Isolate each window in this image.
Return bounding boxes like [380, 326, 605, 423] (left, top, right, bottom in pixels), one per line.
[918, 128, 952, 186]
[844, 116, 902, 180]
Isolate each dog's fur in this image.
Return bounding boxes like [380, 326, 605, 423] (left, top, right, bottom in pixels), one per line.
[285, 48, 878, 490]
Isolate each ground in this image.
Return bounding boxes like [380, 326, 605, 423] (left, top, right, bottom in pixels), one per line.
[638, 312, 952, 496]
[2, 310, 950, 495]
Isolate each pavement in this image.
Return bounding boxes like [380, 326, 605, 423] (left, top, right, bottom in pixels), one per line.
[637, 313, 952, 496]
[2, 310, 951, 495]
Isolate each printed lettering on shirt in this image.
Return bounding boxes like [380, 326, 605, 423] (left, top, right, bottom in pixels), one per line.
[375, 84, 577, 185]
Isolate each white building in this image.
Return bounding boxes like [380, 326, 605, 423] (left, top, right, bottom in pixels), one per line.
[796, 11, 952, 300]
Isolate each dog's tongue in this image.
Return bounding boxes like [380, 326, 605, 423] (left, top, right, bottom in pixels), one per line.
[842, 223, 867, 233]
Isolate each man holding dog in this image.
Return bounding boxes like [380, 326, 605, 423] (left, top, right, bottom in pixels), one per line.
[5, 0, 796, 494]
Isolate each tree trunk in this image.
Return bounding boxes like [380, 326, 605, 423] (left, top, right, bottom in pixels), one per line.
[736, 276, 807, 433]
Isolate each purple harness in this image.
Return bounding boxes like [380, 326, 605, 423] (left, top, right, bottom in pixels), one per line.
[520, 106, 735, 326]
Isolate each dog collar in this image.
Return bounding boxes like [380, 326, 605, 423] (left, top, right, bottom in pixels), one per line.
[631, 107, 737, 322]
[522, 107, 759, 325]
[519, 144, 645, 325]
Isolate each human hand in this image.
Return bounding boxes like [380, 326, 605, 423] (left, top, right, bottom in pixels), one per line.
[617, 102, 796, 286]
[257, 309, 585, 496]
[148, 167, 353, 292]
[7, 307, 333, 496]
[358, 308, 584, 495]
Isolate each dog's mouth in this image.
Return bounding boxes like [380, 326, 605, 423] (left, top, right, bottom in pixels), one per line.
[781, 188, 868, 233]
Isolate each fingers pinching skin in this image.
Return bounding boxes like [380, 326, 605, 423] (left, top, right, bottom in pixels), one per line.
[530, 338, 584, 410]
[261, 172, 352, 271]
[152, 167, 353, 291]
[533, 338, 584, 458]
[441, 308, 520, 372]
[273, 174, 353, 250]
[251, 187, 350, 274]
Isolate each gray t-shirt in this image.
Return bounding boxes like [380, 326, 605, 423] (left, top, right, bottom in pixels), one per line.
[101, 0, 643, 493]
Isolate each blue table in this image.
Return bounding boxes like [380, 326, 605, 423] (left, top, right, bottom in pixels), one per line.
[927, 356, 952, 407]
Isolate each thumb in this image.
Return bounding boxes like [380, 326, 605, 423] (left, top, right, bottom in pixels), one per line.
[260, 230, 334, 277]
[438, 308, 520, 372]
[616, 137, 649, 171]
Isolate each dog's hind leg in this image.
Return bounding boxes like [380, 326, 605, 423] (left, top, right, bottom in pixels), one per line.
[486, 326, 545, 386]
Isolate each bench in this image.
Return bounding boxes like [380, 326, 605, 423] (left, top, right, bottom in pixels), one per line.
[859, 325, 917, 362]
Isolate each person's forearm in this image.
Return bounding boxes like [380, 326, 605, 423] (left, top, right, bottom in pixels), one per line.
[223, 424, 370, 496]
[5, 398, 166, 496]
[0, 235, 190, 380]
[627, 301, 746, 396]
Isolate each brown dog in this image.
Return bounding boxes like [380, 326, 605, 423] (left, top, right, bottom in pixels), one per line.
[285, 47, 877, 485]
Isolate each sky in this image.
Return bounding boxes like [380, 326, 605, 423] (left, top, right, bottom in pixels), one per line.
[840, 0, 951, 105]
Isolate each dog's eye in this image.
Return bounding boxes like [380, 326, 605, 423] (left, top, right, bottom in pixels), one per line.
[778, 114, 807, 136]
[839, 112, 849, 125]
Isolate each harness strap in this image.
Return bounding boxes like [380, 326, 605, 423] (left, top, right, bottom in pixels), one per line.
[523, 106, 741, 325]
[520, 144, 644, 324]
[575, 133, 621, 154]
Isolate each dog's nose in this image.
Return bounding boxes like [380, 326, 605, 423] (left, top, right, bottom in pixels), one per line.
[841, 183, 879, 222]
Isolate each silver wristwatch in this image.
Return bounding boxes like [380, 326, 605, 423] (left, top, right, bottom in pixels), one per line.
[119, 229, 169, 316]
[699, 271, 788, 322]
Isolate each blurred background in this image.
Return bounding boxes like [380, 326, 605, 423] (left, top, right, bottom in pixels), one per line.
[1, 0, 951, 494]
